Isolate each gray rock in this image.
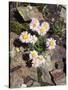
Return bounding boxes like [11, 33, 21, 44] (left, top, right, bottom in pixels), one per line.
[60, 8, 66, 23]
[10, 65, 38, 88]
[32, 82, 40, 87]
[55, 60, 64, 69]
[10, 32, 18, 51]
[50, 69, 66, 85]
[41, 71, 53, 84]
[10, 47, 16, 58]
[10, 32, 26, 69]
[40, 53, 55, 84]
[10, 32, 38, 88]
[10, 50, 25, 69]
[17, 5, 44, 21]
[20, 67, 38, 81]
[26, 80, 34, 87]
[51, 46, 66, 62]
[42, 55, 55, 71]
[10, 71, 24, 88]
[56, 77, 66, 85]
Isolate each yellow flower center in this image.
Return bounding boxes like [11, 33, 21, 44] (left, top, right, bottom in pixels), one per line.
[40, 28, 45, 33]
[33, 61, 37, 65]
[32, 53, 37, 58]
[40, 56, 44, 61]
[33, 24, 36, 28]
[22, 34, 28, 40]
[44, 23, 48, 29]
[49, 41, 54, 46]
[46, 61, 50, 65]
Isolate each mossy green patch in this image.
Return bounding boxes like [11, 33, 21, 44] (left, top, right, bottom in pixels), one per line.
[10, 21, 29, 35]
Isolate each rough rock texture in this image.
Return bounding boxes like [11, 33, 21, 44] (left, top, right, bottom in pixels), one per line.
[60, 7, 66, 23]
[32, 81, 40, 87]
[9, 2, 66, 88]
[10, 70, 24, 88]
[52, 46, 66, 60]
[50, 69, 66, 85]
[10, 32, 25, 69]
[17, 6, 44, 21]
[10, 32, 38, 88]
[9, 25, 66, 87]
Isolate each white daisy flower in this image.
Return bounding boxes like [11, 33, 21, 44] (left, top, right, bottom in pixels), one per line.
[41, 21, 50, 31]
[29, 50, 38, 59]
[37, 21, 50, 36]
[37, 27, 47, 36]
[19, 31, 31, 43]
[30, 18, 40, 31]
[30, 35, 38, 44]
[32, 57, 40, 68]
[39, 55, 46, 65]
[46, 38, 56, 50]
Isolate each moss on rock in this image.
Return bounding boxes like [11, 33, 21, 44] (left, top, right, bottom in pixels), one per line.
[10, 21, 29, 35]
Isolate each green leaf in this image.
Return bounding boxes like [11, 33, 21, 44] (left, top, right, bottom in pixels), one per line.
[28, 36, 46, 53]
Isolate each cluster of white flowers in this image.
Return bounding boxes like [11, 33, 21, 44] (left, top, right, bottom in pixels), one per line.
[29, 50, 46, 68]
[19, 18, 57, 68]
[29, 18, 56, 50]
[30, 18, 50, 36]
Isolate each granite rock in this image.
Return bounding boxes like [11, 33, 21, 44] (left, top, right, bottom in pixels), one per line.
[17, 5, 44, 21]
[50, 69, 66, 85]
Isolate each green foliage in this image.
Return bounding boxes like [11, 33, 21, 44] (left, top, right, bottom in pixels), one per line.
[10, 21, 23, 34]
[22, 23, 29, 30]
[10, 21, 29, 35]
[50, 20, 65, 47]
[52, 21, 64, 34]
[29, 36, 46, 54]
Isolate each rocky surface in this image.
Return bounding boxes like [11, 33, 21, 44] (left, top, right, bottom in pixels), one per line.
[17, 6, 44, 21]
[10, 32, 38, 88]
[50, 69, 66, 85]
[9, 2, 66, 88]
